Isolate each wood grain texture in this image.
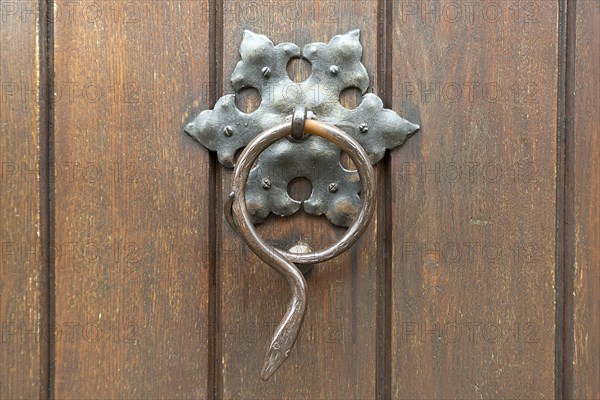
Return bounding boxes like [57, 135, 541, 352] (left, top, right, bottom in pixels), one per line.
[389, 1, 559, 398]
[571, 1, 599, 398]
[52, 1, 211, 397]
[0, 3, 48, 398]
[218, 1, 379, 398]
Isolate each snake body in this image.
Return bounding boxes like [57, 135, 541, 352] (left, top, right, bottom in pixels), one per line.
[226, 191, 307, 380]
[224, 121, 375, 380]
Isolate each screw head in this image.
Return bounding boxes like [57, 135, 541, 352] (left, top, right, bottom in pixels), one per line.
[359, 123, 369, 133]
[329, 65, 339, 75]
[262, 67, 271, 77]
[328, 182, 339, 193]
[262, 178, 271, 190]
[223, 126, 233, 137]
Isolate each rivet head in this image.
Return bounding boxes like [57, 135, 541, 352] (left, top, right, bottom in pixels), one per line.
[262, 67, 271, 77]
[329, 65, 339, 75]
[262, 178, 271, 190]
[223, 126, 233, 137]
[359, 123, 369, 133]
[328, 182, 339, 193]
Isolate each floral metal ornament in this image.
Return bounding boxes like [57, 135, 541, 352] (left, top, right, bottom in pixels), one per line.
[184, 29, 419, 227]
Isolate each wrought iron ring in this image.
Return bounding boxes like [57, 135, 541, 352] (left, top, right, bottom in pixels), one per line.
[226, 117, 376, 265]
[186, 29, 419, 381]
[224, 116, 375, 380]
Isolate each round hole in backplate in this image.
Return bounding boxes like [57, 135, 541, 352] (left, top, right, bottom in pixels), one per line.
[235, 87, 261, 113]
[287, 177, 312, 201]
[286, 57, 312, 83]
[339, 151, 357, 171]
[339, 87, 362, 110]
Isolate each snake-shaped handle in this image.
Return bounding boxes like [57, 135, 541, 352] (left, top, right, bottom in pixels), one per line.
[225, 111, 376, 380]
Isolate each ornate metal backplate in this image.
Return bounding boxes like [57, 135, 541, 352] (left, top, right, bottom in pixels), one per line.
[185, 29, 419, 227]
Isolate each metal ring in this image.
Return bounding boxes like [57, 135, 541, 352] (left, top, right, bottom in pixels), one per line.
[290, 106, 307, 141]
[227, 119, 376, 266]
[224, 119, 375, 380]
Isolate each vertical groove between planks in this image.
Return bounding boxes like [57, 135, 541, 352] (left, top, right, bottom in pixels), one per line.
[40, 0, 55, 398]
[560, 0, 578, 398]
[212, 1, 224, 398]
[207, 0, 217, 396]
[376, 0, 394, 398]
[386, 0, 394, 396]
[208, 0, 223, 398]
[556, 1, 567, 398]
[375, 0, 383, 397]
[384, 0, 394, 399]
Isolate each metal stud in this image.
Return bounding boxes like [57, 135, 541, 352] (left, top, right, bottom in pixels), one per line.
[288, 243, 314, 274]
[329, 65, 339, 75]
[223, 126, 233, 137]
[328, 182, 339, 193]
[262, 178, 271, 190]
[359, 123, 369, 133]
[262, 67, 271, 77]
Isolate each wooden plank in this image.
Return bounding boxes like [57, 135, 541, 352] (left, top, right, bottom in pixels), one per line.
[0, 1, 48, 397]
[52, 1, 211, 397]
[218, 1, 380, 397]
[389, 1, 559, 398]
[571, 1, 599, 398]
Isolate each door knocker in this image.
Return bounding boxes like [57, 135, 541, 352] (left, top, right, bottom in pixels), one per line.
[185, 29, 419, 380]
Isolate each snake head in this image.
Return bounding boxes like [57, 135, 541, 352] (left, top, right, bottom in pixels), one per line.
[260, 340, 295, 380]
[259, 298, 306, 380]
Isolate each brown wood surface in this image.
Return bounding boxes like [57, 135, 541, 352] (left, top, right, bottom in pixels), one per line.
[571, 1, 599, 398]
[52, 1, 211, 397]
[217, 1, 380, 398]
[389, 1, 559, 398]
[0, 3, 48, 398]
[2, 0, 599, 398]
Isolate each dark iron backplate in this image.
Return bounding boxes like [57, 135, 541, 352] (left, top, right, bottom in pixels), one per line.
[185, 29, 419, 227]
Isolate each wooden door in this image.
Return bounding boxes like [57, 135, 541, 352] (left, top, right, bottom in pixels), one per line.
[1, 1, 598, 398]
